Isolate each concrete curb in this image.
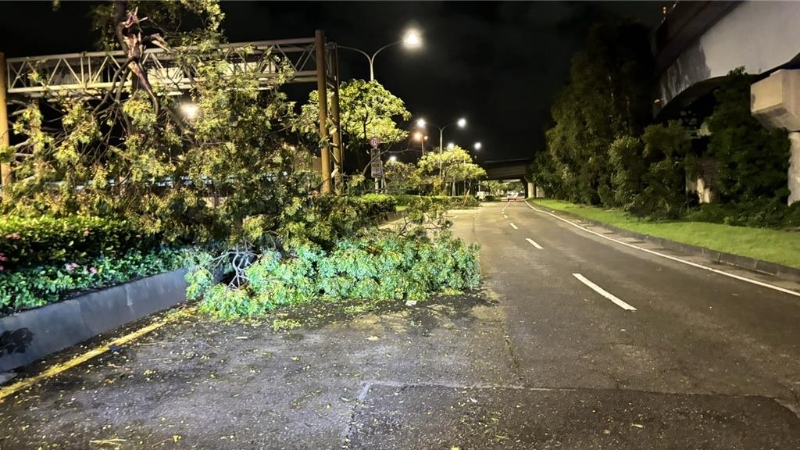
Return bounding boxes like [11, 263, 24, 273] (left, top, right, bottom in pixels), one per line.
[0, 269, 189, 372]
[530, 202, 800, 284]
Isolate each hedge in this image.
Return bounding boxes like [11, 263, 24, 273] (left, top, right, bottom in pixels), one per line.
[0, 215, 158, 273]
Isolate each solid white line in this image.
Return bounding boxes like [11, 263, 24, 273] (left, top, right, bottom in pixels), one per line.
[526, 238, 543, 250]
[526, 202, 800, 298]
[510, 223, 518, 230]
[502, 202, 509, 213]
[573, 273, 636, 311]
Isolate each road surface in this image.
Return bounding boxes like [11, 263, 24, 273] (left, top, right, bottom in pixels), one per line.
[0, 200, 798, 449]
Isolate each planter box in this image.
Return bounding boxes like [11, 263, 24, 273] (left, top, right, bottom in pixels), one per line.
[0, 269, 189, 372]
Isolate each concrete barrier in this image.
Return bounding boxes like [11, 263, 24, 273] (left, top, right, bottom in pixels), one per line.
[0, 269, 188, 372]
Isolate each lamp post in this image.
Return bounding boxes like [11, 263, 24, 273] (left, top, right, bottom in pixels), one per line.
[416, 117, 466, 194]
[338, 29, 422, 81]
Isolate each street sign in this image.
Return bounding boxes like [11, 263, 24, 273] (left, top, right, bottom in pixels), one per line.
[369, 137, 380, 148]
[370, 148, 383, 178]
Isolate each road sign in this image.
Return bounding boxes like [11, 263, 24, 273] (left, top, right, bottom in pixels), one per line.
[369, 137, 380, 148]
[370, 148, 383, 178]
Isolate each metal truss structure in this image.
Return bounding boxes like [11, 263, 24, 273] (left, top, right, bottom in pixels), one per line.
[5, 37, 332, 98]
[1, 32, 343, 194]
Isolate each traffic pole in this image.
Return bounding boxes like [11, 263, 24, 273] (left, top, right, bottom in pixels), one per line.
[315, 30, 332, 195]
[0, 53, 12, 204]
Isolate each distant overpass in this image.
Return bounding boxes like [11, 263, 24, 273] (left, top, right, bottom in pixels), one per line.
[479, 158, 543, 198]
[653, 0, 800, 204]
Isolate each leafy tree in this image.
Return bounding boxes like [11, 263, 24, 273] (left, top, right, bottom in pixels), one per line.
[299, 79, 411, 172]
[638, 122, 693, 218]
[383, 160, 416, 194]
[6, 0, 313, 246]
[706, 68, 791, 203]
[415, 147, 486, 195]
[534, 20, 654, 205]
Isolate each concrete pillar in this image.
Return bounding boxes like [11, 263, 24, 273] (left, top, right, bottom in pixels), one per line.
[527, 180, 534, 199]
[790, 132, 800, 205]
[751, 69, 800, 205]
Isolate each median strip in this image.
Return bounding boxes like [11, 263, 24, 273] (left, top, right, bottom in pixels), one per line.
[526, 238, 543, 250]
[573, 273, 636, 311]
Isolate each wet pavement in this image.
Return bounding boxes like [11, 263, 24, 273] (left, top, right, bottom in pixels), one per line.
[1, 204, 800, 449]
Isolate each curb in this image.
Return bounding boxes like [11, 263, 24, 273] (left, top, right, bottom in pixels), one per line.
[530, 202, 800, 284]
[0, 269, 189, 372]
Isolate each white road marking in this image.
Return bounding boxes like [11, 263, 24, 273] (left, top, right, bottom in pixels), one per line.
[502, 201, 510, 213]
[510, 223, 518, 230]
[526, 238, 543, 250]
[526, 201, 800, 298]
[573, 273, 636, 311]
[503, 214, 508, 219]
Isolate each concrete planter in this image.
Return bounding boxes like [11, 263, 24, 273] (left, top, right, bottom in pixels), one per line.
[0, 269, 189, 372]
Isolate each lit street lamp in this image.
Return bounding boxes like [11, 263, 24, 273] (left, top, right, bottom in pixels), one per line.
[415, 117, 467, 155]
[474, 142, 482, 151]
[339, 29, 422, 81]
[447, 142, 455, 150]
[389, 155, 397, 162]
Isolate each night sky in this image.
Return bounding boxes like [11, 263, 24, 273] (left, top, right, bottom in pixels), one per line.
[0, 1, 666, 162]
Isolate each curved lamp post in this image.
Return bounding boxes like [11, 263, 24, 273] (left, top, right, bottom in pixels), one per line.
[339, 29, 422, 81]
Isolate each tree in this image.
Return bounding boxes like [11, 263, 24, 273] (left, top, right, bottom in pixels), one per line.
[6, 0, 313, 247]
[637, 122, 693, 218]
[535, 20, 654, 205]
[299, 79, 411, 172]
[383, 160, 416, 194]
[706, 68, 791, 203]
[415, 146, 486, 195]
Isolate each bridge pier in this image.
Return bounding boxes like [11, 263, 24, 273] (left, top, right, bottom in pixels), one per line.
[751, 69, 800, 205]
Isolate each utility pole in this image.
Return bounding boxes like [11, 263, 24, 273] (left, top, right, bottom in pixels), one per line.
[0, 53, 12, 204]
[315, 30, 332, 194]
[329, 43, 344, 195]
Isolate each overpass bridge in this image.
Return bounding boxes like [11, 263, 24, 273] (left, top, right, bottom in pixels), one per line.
[654, 0, 800, 204]
[479, 158, 543, 198]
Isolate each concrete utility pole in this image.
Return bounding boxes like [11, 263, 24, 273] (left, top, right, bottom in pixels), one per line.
[0, 53, 12, 203]
[315, 30, 332, 195]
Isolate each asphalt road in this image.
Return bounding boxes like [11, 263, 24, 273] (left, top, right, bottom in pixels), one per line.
[438, 201, 800, 447]
[1, 201, 799, 449]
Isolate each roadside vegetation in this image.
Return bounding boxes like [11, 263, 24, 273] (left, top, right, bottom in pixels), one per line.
[0, 1, 485, 319]
[532, 199, 800, 269]
[531, 22, 800, 231]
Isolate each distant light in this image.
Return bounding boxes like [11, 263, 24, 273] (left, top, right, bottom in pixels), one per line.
[413, 131, 423, 141]
[282, 171, 288, 176]
[403, 29, 422, 49]
[416, 118, 426, 128]
[447, 142, 455, 150]
[474, 142, 482, 150]
[389, 156, 397, 162]
[457, 118, 467, 128]
[181, 103, 198, 120]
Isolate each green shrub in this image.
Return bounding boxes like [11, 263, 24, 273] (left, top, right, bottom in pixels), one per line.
[277, 194, 398, 250]
[0, 215, 158, 272]
[0, 247, 204, 315]
[190, 232, 480, 320]
[684, 200, 800, 229]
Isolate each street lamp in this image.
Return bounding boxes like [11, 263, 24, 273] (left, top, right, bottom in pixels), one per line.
[339, 28, 423, 81]
[389, 155, 397, 162]
[447, 142, 455, 150]
[181, 103, 198, 120]
[415, 117, 467, 155]
[474, 142, 482, 151]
